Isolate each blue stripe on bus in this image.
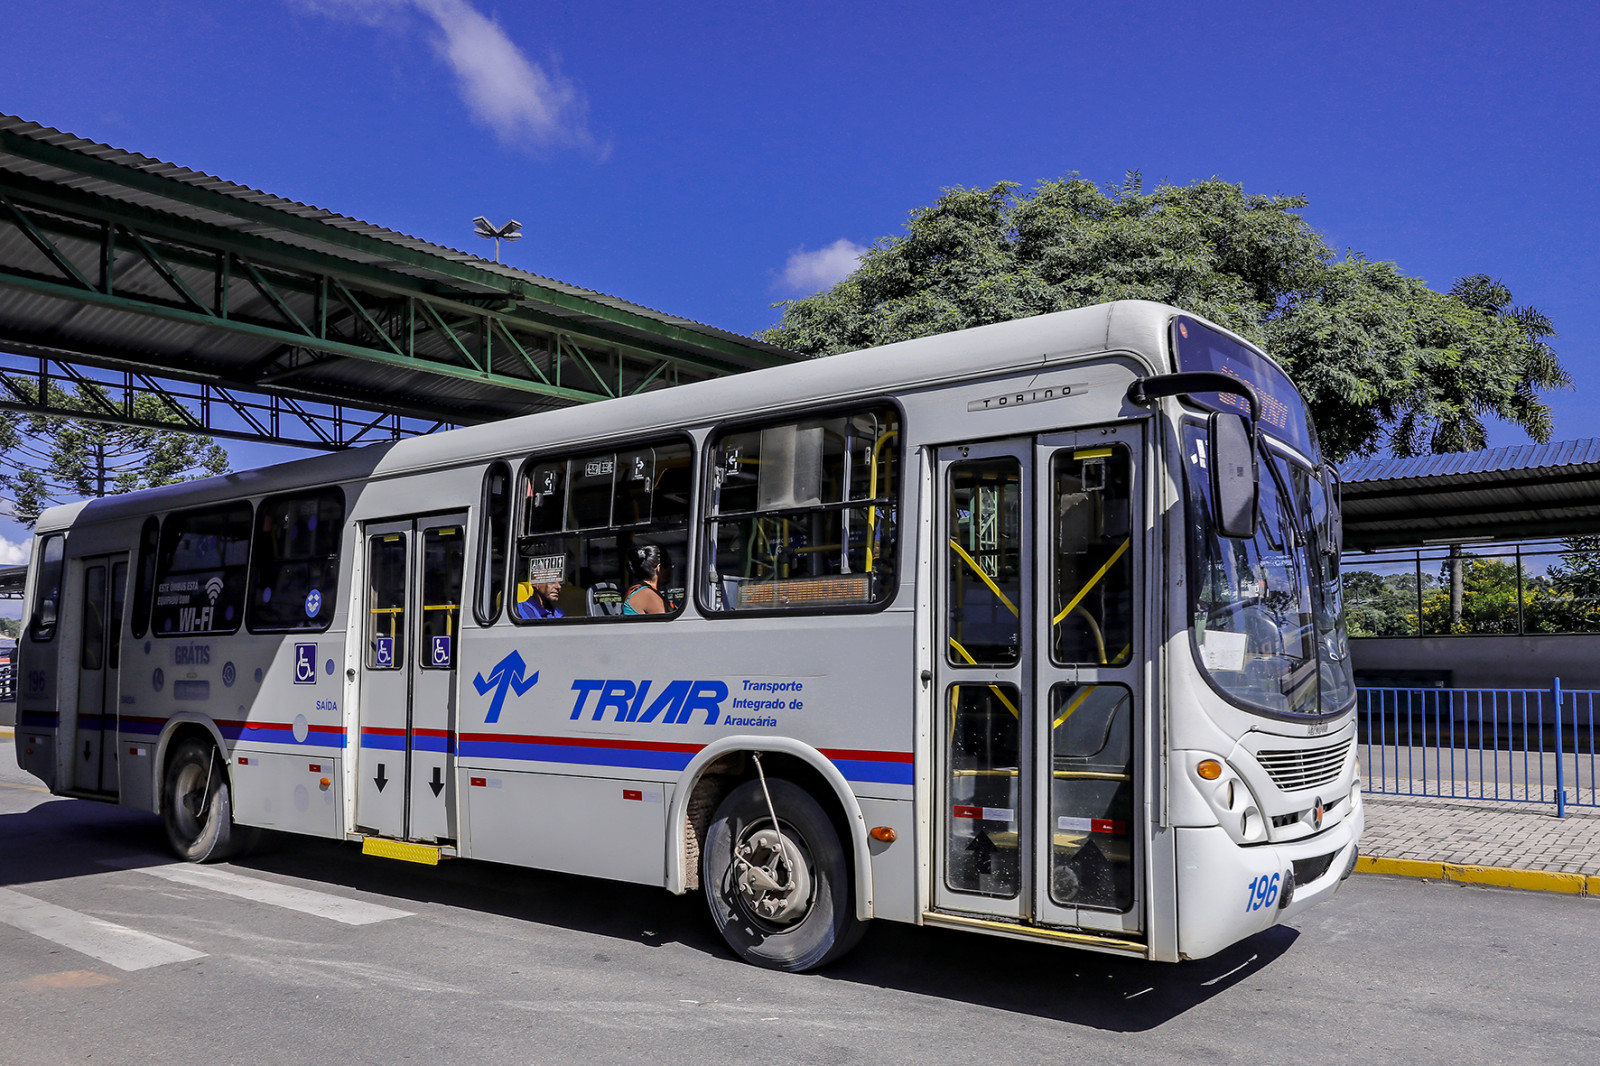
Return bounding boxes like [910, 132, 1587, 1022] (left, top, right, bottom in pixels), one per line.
[458, 737, 913, 786]
[459, 738, 695, 772]
[412, 733, 455, 754]
[827, 758, 914, 786]
[359, 732, 408, 752]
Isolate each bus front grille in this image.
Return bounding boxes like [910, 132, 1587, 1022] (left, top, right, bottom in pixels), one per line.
[1255, 740, 1351, 792]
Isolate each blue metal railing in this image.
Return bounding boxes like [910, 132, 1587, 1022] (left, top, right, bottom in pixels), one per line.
[1357, 679, 1599, 816]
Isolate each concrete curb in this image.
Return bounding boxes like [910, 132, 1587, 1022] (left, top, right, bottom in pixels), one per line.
[1357, 855, 1600, 896]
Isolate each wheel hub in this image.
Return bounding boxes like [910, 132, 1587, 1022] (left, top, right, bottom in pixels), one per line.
[734, 826, 812, 925]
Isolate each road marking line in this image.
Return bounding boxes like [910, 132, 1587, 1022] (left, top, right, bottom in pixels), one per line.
[0, 781, 50, 793]
[99, 857, 413, 925]
[0, 887, 206, 971]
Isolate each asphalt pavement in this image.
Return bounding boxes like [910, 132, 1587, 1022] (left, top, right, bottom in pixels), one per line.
[3, 739, 1600, 1064]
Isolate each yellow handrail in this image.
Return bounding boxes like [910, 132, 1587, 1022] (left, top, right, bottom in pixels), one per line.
[949, 540, 1019, 617]
[865, 430, 898, 572]
[947, 638, 1020, 721]
[1052, 538, 1130, 626]
[1052, 685, 1095, 729]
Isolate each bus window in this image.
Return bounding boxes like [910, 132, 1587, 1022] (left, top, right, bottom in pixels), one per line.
[1048, 684, 1134, 911]
[80, 564, 107, 671]
[946, 682, 1021, 898]
[1051, 446, 1133, 665]
[474, 462, 512, 624]
[946, 458, 1021, 664]
[421, 525, 464, 668]
[704, 405, 899, 613]
[130, 516, 159, 639]
[513, 437, 692, 622]
[247, 488, 344, 633]
[152, 502, 252, 636]
[367, 533, 407, 668]
[27, 533, 65, 641]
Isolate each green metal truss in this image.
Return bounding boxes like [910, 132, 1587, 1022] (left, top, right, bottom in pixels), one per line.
[0, 123, 795, 446]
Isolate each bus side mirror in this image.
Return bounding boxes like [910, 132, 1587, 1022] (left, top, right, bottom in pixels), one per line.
[1209, 412, 1258, 539]
[1322, 465, 1344, 557]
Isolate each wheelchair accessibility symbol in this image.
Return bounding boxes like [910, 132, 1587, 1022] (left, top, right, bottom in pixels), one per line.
[375, 636, 395, 669]
[430, 635, 452, 668]
[293, 643, 317, 685]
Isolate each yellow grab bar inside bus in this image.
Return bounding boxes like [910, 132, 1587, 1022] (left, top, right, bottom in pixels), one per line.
[947, 639, 1020, 726]
[865, 430, 898, 573]
[1052, 685, 1095, 729]
[1051, 538, 1129, 626]
[949, 540, 1018, 617]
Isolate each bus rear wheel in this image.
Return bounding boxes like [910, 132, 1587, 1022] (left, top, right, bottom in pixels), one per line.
[702, 778, 865, 972]
[161, 738, 256, 863]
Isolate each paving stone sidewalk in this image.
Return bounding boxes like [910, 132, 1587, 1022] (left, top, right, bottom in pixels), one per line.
[1362, 792, 1600, 875]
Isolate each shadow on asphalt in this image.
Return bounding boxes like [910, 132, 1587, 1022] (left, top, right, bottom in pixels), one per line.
[0, 795, 1297, 1030]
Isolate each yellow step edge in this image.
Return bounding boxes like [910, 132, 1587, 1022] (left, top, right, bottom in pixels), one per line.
[361, 837, 442, 865]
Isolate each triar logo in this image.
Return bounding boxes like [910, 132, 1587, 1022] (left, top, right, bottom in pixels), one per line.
[473, 649, 539, 723]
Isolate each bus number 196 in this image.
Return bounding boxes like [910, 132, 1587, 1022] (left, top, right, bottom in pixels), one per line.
[1246, 872, 1281, 912]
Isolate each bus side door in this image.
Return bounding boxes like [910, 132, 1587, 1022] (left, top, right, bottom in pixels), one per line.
[355, 514, 465, 843]
[71, 553, 126, 796]
[932, 426, 1144, 939]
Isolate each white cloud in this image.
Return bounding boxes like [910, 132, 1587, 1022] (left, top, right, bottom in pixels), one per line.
[0, 533, 28, 567]
[777, 239, 869, 295]
[291, 0, 595, 152]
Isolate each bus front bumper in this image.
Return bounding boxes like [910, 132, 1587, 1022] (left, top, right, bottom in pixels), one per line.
[1174, 791, 1364, 961]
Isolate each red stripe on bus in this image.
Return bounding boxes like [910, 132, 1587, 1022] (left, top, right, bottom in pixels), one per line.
[818, 747, 914, 763]
[212, 719, 346, 735]
[412, 728, 451, 737]
[360, 727, 407, 736]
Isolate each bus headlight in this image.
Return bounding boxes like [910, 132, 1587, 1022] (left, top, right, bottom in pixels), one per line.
[1190, 753, 1267, 844]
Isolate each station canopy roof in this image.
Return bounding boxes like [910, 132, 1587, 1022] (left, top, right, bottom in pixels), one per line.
[0, 115, 799, 447]
[1340, 438, 1600, 552]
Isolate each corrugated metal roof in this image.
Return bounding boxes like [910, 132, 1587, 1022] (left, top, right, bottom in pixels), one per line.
[1340, 439, 1600, 551]
[1342, 438, 1600, 484]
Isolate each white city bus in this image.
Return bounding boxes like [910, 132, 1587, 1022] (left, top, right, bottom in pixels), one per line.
[13, 301, 1361, 970]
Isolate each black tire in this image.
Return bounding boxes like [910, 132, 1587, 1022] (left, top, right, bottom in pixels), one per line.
[161, 738, 257, 862]
[702, 778, 866, 972]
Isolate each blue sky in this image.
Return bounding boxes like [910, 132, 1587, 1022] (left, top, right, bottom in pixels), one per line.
[2, 0, 1597, 583]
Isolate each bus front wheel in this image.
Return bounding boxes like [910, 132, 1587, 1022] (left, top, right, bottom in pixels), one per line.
[161, 738, 255, 862]
[702, 778, 865, 971]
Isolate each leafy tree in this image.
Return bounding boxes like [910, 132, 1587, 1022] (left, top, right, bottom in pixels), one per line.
[1343, 568, 1423, 637]
[763, 176, 1567, 461]
[1, 379, 229, 526]
[0, 617, 18, 638]
[1420, 556, 1520, 635]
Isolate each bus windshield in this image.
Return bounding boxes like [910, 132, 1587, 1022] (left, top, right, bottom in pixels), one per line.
[1185, 426, 1355, 717]
[1174, 317, 1355, 718]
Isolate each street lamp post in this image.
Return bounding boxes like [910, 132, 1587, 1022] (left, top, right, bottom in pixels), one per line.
[472, 216, 522, 263]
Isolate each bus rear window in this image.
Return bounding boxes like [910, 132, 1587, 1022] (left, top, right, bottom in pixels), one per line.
[153, 502, 253, 636]
[248, 488, 344, 632]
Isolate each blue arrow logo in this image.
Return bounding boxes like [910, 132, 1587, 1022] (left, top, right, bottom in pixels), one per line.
[473, 650, 539, 723]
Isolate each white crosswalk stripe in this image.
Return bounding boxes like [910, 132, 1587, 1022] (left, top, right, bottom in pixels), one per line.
[0, 887, 207, 971]
[99, 857, 413, 925]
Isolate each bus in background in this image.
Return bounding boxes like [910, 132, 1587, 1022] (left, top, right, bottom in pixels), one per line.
[12, 301, 1361, 971]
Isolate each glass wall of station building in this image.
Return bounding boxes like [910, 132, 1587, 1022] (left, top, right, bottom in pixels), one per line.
[1342, 537, 1600, 638]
